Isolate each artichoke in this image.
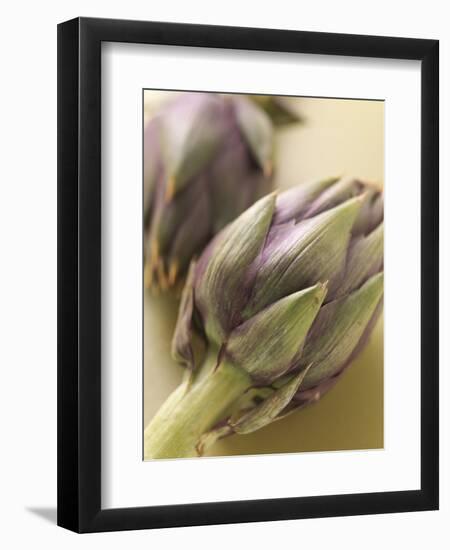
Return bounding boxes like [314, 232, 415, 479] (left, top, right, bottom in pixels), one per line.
[144, 92, 277, 291]
[144, 176, 384, 459]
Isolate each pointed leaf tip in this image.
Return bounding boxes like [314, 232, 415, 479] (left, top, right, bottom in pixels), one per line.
[227, 283, 326, 384]
[195, 193, 277, 343]
[230, 365, 312, 434]
[171, 261, 197, 368]
[300, 271, 384, 389]
[233, 96, 274, 172]
[245, 196, 361, 316]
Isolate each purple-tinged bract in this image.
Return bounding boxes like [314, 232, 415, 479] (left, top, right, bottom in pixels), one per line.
[144, 176, 383, 459]
[173, 176, 383, 434]
[144, 92, 275, 291]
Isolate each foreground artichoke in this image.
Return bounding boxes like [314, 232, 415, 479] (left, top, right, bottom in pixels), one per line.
[144, 176, 384, 459]
[144, 92, 277, 291]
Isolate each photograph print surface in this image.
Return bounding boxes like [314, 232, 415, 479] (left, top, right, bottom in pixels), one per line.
[142, 90, 384, 460]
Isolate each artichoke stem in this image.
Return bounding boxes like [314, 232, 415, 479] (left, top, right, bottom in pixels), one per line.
[144, 352, 252, 459]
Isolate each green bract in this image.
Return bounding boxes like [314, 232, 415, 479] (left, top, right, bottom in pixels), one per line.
[145, 177, 384, 459]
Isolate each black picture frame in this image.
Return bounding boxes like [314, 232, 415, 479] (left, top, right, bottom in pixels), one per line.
[57, 16, 439, 533]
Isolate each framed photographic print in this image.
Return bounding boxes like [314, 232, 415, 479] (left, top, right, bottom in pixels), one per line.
[57, 17, 439, 532]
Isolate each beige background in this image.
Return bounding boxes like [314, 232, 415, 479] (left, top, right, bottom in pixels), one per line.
[144, 94, 384, 457]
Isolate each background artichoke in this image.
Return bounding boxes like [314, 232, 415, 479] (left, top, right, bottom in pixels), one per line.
[144, 176, 384, 459]
[144, 92, 280, 291]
